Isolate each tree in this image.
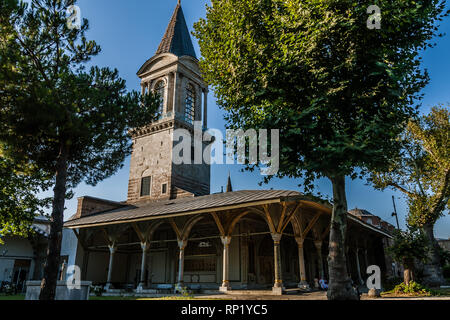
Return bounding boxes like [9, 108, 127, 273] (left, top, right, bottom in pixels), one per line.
[0, 146, 51, 243]
[0, 0, 159, 300]
[371, 106, 449, 287]
[387, 228, 429, 286]
[193, 0, 448, 299]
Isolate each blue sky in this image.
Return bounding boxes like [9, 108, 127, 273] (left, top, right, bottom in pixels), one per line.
[44, 0, 449, 238]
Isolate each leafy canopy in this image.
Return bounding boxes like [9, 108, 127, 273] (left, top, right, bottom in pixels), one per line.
[193, 0, 448, 188]
[0, 0, 159, 189]
[371, 106, 450, 227]
[0, 148, 51, 243]
[387, 227, 429, 265]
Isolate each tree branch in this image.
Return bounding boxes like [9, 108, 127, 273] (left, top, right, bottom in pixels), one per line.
[431, 168, 450, 217]
[387, 182, 417, 198]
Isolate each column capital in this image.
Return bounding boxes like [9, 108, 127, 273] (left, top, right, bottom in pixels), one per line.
[141, 242, 149, 252]
[108, 244, 117, 254]
[271, 233, 282, 243]
[295, 237, 304, 247]
[178, 239, 188, 250]
[314, 240, 323, 250]
[221, 236, 232, 246]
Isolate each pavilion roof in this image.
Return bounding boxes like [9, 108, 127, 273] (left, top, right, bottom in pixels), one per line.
[65, 190, 308, 228]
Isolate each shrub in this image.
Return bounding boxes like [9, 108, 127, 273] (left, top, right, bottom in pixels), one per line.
[393, 282, 432, 296]
[175, 285, 194, 299]
[383, 277, 403, 292]
[443, 265, 450, 279]
[90, 285, 105, 297]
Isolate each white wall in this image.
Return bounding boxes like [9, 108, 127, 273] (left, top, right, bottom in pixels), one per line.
[0, 259, 15, 282]
[0, 236, 34, 283]
[61, 228, 78, 269]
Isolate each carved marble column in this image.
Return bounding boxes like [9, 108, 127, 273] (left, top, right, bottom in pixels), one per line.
[272, 233, 283, 294]
[176, 240, 188, 290]
[220, 236, 232, 292]
[105, 243, 117, 290]
[295, 237, 310, 290]
[314, 240, 325, 280]
[203, 89, 208, 128]
[137, 242, 149, 291]
[364, 248, 369, 270]
[356, 248, 364, 285]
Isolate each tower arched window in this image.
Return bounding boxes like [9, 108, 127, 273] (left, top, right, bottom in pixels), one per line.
[185, 84, 196, 124]
[155, 80, 165, 116]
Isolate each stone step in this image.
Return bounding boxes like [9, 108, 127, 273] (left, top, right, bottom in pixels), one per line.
[223, 290, 275, 296]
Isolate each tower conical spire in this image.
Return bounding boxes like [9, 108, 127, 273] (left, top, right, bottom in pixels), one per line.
[226, 172, 233, 193]
[156, 2, 197, 58]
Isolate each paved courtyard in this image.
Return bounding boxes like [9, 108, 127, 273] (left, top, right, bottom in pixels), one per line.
[194, 291, 450, 301]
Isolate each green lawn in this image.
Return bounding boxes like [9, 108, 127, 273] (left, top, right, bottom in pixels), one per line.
[0, 294, 25, 300]
[89, 295, 140, 300]
[0, 294, 225, 301]
[90, 295, 229, 301]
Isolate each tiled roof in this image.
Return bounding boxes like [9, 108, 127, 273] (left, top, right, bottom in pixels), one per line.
[64, 190, 304, 228]
[155, 2, 197, 59]
[349, 208, 374, 217]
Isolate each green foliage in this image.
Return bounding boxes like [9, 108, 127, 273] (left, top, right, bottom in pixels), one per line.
[0, 151, 51, 242]
[437, 246, 450, 266]
[443, 264, 450, 279]
[0, 0, 159, 188]
[371, 106, 450, 228]
[193, 0, 448, 189]
[0, 0, 160, 298]
[392, 281, 432, 296]
[0, 283, 17, 296]
[90, 285, 105, 297]
[387, 227, 429, 265]
[176, 285, 194, 298]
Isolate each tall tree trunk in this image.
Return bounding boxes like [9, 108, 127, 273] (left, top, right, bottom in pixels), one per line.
[39, 147, 68, 300]
[403, 258, 415, 286]
[327, 175, 359, 300]
[422, 223, 444, 287]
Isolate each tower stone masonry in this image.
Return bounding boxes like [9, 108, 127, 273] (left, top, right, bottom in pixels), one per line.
[127, 2, 210, 203]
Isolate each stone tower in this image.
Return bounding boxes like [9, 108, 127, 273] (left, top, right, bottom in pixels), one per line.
[127, 2, 210, 203]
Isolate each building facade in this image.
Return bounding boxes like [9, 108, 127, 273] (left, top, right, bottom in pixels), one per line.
[0, 217, 49, 292]
[62, 2, 394, 295]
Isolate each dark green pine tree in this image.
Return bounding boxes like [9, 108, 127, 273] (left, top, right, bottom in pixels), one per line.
[0, 0, 159, 300]
[0, 145, 52, 242]
[193, 0, 448, 299]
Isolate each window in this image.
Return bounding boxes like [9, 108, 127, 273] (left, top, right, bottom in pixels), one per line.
[140, 176, 151, 197]
[161, 183, 167, 195]
[184, 84, 195, 124]
[155, 81, 165, 116]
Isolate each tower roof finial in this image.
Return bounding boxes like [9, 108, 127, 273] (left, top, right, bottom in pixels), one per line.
[226, 172, 233, 193]
[155, 0, 197, 59]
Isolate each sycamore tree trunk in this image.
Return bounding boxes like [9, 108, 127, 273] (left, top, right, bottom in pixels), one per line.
[422, 223, 444, 287]
[403, 258, 415, 286]
[39, 147, 68, 300]
[327, 175, 359, 300]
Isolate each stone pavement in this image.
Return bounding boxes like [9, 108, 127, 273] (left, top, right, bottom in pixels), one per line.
[193, 291, 450, 300]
